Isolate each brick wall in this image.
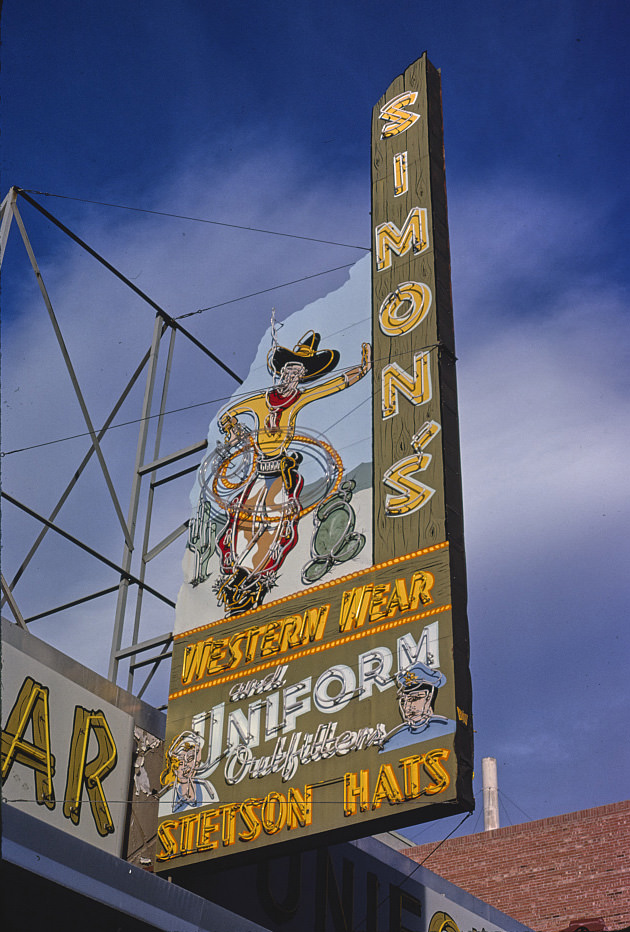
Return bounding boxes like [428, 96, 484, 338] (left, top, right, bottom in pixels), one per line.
[402, 800, 630, 932]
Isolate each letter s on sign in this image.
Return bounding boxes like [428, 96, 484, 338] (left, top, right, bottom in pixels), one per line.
[379, 91, 420, 138]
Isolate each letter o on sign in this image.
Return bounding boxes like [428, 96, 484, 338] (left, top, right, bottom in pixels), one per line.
[313, 665, 356, 712]
[379, 282, 432, 336]
[261, 792, 287, 834]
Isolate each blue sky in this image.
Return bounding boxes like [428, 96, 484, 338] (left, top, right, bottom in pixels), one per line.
[2, 0, 629, 845]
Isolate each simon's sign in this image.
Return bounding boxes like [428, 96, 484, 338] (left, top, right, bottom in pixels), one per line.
[157, 54, 473, 870]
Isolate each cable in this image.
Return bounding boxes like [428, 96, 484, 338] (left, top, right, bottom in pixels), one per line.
[1, 340, 438, 458]
[350, 810, 473, 932]
[498, 795, 513, 828]
[498, 789, 533, 823]
[175, 262, 358, 319]
[412, 810, 473, 866]
[0, 394, 229, 457]
[499, 789, 534, 822]
[21, 188, 370, 252]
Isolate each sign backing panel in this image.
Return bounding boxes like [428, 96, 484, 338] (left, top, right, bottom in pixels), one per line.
[157, 54, 472, 871]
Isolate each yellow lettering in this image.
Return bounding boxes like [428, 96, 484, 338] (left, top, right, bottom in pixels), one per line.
[369, 584, 391, 623]
[408, 571, 435, 609]
[423, 748, 451, 795]
[300, 604, 330, 644]
[225, 631, 248, 669]
[206, 638, 230, 674]
[259, 622, 282, 657]
[1, 677, 55, 809]
[221, 803, 240, 846]
[379, 282, 432, 337]
[375, 207, 428, 272]
[181, 638, 213, 685]
[344, 769, 370, 816]
[399, 751, 452, 800]
[198, 808, 220, 850]
[385, 577, 410, 617]
[379, 91, 420, 138]
[399, 753, 424, 798]
[156, 820, 179, 860]
[239, 798, 262, 842]
[382, 351, 432, 419]
[339, 585, 373, 632]
[371, 763, 404, 809]
[180, 812, 200, 854]
[393, 151, 408, 195]
[279, 615, 304, 652]
[245, 626, 263, 662]
[383, 421, 441, 517]
[287, 785, 314, 830]
[261, 791, 287, 834]
[63, 707, 117, 836]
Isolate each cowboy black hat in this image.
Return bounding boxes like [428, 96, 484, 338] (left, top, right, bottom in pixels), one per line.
[268, 331, 340, 383]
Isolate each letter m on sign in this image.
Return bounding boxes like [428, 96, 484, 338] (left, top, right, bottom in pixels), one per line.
[375, 207, 428, 271]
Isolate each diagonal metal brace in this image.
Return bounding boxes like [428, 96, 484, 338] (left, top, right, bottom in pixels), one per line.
[11, 199, 134, 550]
[2, 492, 176, 608]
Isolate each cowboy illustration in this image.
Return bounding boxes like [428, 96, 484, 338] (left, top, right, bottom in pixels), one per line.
[379, 660, 455, 752]
[203, 330, 371, 615]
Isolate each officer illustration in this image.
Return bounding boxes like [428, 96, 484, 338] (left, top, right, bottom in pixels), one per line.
[379, 660, 455, 752]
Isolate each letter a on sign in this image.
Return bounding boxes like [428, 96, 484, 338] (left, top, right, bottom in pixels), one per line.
[1, 677, 56, 809]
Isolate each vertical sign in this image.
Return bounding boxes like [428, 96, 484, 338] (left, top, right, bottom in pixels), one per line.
[371, 57, 473, 809]
[373, 56, 460, 563]
[156, 54, 472, 873]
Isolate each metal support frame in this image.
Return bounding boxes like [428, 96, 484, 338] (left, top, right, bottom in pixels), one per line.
[125, 326, 177, 690]
[1, 188, 243, 698]
[0, 188, 17, 264]
[1, 575, 28, 629]
[1, 344, 153, 602]
[11, 200, 134, 550]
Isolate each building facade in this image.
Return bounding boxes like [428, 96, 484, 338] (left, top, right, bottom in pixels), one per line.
[403, 801, 630, 932]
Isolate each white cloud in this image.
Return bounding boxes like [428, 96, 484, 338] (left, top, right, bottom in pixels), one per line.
[3, 163, 628, 776]
[1, 146, 369, 688]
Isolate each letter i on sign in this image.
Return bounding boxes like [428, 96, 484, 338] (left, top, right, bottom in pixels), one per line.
[393, 153, 408, 196]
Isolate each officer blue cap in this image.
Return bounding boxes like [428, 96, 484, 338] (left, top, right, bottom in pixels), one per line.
[395, 661, 446, 693]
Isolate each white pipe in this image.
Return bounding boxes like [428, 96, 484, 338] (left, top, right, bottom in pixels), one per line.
[482, 756, 500, 831]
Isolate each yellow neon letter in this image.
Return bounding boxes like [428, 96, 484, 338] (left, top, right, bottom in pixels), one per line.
[261, 792, 287, 835]
[383, 421, 441, 517]
[393, 152, 408, 196]
[181, 637, 214, 685]
[339, 585, 374, 632]
[156, 820, 179, 860]
[422, 748, 451, 795]
[1, 677, 56, 809]
[287, 785, 314, 829]
[179, 812, 200, 854]
[382, 351, 432, 420]
[344, 769, 370, 816]
[379, 91, 420, 138]
[63, 707, 117, 836]
[375, 208, 428, 271]
[379, 282, 432, 337]
[371, 764, 404, 809]
[408, 570, 435, 608]
[399, 754, 425, 799]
